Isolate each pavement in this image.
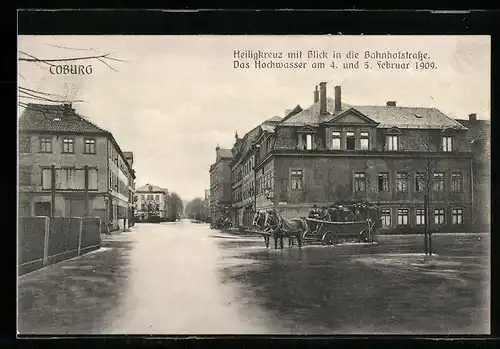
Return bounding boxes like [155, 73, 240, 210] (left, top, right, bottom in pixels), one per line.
[18, 221, 490, 335]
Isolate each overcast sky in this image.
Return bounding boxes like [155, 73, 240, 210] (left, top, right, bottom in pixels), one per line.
[18, 35, 490, 201]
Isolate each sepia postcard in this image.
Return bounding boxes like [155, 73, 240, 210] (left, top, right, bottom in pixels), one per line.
[17, 34, 490, 336]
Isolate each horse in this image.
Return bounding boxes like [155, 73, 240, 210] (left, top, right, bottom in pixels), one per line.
[252, 210, 271, 248]
[264, 209, 307, 250]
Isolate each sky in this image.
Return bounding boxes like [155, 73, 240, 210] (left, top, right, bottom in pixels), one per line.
[17, 35, 490, 202]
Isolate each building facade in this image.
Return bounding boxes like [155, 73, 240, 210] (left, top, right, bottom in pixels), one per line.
[229, 116, 284, 229]
[18, 103, 136, 231]
[209, 146, 233, 222]
[245, 82, 474, 233]
[135, 184, 169, 219]
[456, 114, 490, 232]
[123, 151, 136, 226]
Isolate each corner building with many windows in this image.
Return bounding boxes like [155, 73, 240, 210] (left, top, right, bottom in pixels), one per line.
[251, 82, 475, 233]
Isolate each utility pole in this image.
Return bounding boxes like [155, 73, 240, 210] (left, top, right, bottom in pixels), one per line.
[51, 165, 56, 217]
[84, 165, 89, 217]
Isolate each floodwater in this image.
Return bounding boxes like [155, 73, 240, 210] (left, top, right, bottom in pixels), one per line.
[17, 220, 489, 335]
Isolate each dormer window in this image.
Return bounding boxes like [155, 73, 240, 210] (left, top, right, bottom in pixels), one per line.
[360, 132, 370, 150]
[305, 134, 313, 150]
[346, 131, 355, 150]
[442, 135, 453, 152]
[331, 131, 341, 150]
[386, 135, 399, 151]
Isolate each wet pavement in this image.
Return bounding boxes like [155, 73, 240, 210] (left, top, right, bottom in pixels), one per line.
[18, 220, 489, 335]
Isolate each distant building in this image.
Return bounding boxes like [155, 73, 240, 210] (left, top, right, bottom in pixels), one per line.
[135, 183, 169, 219]
[456, 114, 490, 231]
[209, 146, 233, 222]
[233, 82, 476, 233]
[18, 103, 136, 231]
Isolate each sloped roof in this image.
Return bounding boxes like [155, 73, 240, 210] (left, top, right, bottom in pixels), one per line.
[19, 103, 109, 134]
[216, 148, 233, 159]
[136, 183, 167, 193]
[353, 106, 468, 130]
[281, 98, 467, 130]
[280, 98, 352, 126]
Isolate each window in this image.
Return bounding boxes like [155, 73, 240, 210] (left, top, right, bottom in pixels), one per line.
[331, 131, 341, 150]
[55, 168, 77, 189]
[19, 166, 31, 186]
[442, 136, 453, 152]
[452, 208, 463, 225]
[40, 136, 52, 153]
[19, 136, 31, 153]
[396, 172, 409, 192]
[346, 131, 355, 150]
[378, 173, 389, 192]
[452, 172, 463, 192]
[433, 172, 445, 192]
[305, 134, 313, 150]
[155, 194, 160, 201]
[62, 137, 74, 153]
[386, 135, 399, 151]
[416, 208, 426, 226]
[147, 194, 153, 200]
[360, 132, 370, 150]
[291, 170, 303, 190]
[42, 168, 53, 190]
[140, 194, 145, 201]
[88, 168, 98, 190]
[415, 172, 426, 192]
[381, 209, 391, 227]
[354, 172, 366, 192]
[84, 138, 96, 154]
[434, 208, 445, 225]
[397, 208, 409, 226]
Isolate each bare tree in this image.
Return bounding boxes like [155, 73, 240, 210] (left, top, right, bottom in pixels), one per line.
[17, 45, 126, 109]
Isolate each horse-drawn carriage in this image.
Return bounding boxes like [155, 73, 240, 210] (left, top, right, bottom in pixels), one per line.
[249, 202, 380, 249]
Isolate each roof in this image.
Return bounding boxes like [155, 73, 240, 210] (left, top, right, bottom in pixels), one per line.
[216, 148, 233, 159]
[19, 103, 109, 134]
[136, 183, 168, 193]
[354, 106, 468, 130]
[280, 98, 351, 126]
[123, 151, 134, 158]
[280, 97, 467, 130]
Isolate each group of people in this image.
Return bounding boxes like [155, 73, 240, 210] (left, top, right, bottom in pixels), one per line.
[308, 202, 380, 223]
[210, 216, 233, 230]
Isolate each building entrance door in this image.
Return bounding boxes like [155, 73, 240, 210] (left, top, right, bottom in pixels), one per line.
[34, 202, 51, 216]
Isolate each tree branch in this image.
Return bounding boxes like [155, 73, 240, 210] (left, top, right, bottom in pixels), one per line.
[19, 90, 84, 103]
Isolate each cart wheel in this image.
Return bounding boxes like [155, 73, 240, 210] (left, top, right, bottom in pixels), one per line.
[322, 231, 335, 245]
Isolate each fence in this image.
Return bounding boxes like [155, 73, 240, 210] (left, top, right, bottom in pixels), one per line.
[18, 216, 102, 275]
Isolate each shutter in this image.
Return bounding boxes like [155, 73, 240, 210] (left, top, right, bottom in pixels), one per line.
[89, 169, 98, 190]
[42, 169, 52, 189]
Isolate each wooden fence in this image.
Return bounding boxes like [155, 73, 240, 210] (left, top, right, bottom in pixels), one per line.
[18, 216, 102, 275]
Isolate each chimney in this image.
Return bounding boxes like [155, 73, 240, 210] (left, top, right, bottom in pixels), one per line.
[319, 82, 327, 115]
[469, 113, 477, 121]
[314, 85, 319, 103]
[334, 86, 342, 112]
[386, 101, 397, 107]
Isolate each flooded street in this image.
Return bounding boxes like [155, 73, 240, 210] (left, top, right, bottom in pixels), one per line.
[18, 220, 489, 335]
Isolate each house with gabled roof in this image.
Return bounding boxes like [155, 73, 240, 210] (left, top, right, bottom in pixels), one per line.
[18, 103, 136, 231]
[251, 82, 476, 233]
